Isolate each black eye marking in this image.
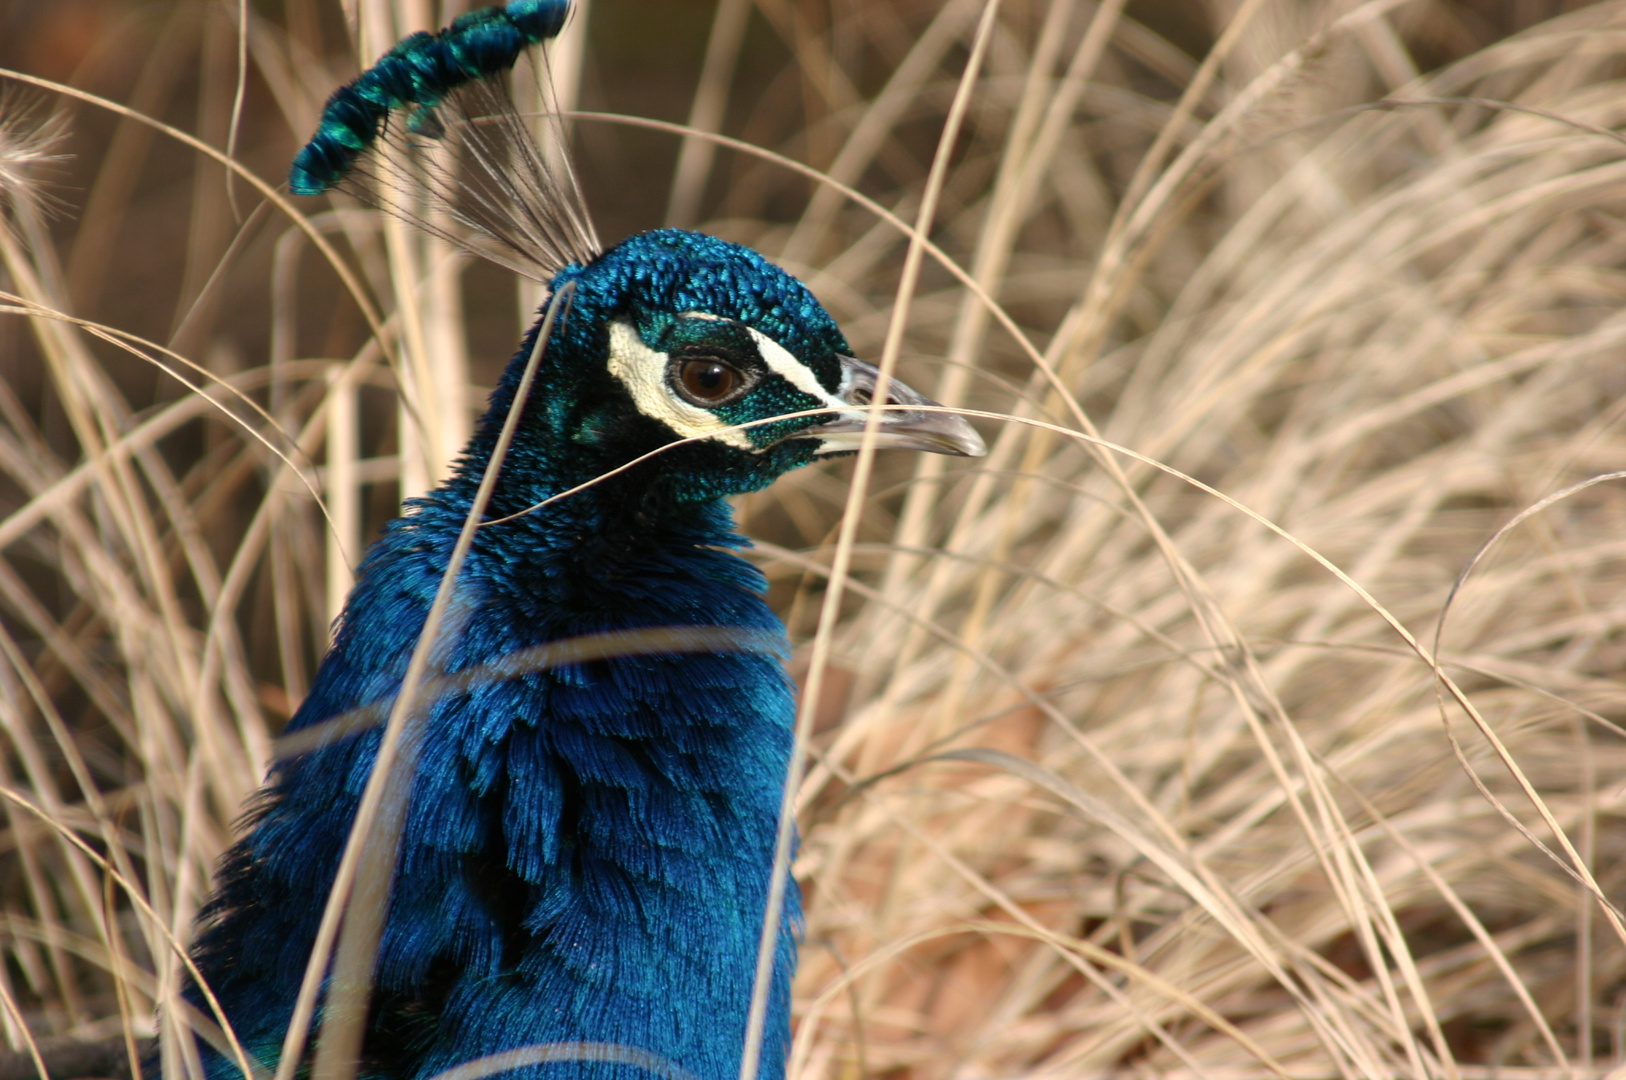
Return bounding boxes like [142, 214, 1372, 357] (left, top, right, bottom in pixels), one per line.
[666, 338, 760, 407]
[675, 357, 745, 404]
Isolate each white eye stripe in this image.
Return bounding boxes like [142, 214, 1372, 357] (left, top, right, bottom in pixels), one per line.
[605, 316, 848, 451]
[604, 320, 755, 450]
[681, 315, 841, 407]
[743, 327, 845, 408]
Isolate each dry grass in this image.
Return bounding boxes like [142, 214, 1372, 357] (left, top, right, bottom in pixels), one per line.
[0, 0, 1623, 1077]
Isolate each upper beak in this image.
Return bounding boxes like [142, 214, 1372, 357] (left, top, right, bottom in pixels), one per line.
[803, 356, 986, 458]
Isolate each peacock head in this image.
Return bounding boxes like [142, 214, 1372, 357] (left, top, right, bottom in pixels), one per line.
[286, 1, 982, 510]
[506, 229, 985, 505]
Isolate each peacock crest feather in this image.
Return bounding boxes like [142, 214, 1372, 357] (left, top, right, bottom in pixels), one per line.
[290, 0, 570, 195]
[291, 0, 598, 281]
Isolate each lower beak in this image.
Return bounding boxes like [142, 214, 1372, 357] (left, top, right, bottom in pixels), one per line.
[805, 356, 986, 458]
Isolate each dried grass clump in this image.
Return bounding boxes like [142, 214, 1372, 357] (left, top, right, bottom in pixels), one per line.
[0, 0, 1622, 1078]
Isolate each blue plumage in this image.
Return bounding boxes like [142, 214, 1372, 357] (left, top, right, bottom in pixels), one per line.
[188, 290, 801, 1079]
[182, 10, 982, 1080]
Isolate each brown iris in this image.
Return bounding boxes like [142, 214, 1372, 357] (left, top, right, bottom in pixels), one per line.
[677, 357, 741, 403]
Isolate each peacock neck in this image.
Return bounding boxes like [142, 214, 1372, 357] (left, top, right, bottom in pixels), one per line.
[187, 326, 803, 1080]
[246, 452, 801, 1080]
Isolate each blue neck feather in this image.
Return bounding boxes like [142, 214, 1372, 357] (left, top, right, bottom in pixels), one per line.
[183, 248, 808, 1080]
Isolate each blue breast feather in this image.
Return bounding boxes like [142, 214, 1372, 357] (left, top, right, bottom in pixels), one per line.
[186, 469, 801, 1080]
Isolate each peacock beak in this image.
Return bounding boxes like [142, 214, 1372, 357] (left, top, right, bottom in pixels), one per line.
[806, 356, 986, 457]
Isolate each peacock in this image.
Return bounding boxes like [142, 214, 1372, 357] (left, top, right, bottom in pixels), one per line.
[169, 4, 985, 1080]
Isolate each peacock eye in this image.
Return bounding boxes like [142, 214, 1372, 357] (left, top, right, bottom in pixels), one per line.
[675, 357, 744, 405]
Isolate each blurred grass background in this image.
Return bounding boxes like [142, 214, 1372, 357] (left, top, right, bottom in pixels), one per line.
[0, 0, 1624, 1077]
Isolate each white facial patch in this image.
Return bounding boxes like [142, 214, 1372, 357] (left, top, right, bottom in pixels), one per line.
[604, 320, 756, 450]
